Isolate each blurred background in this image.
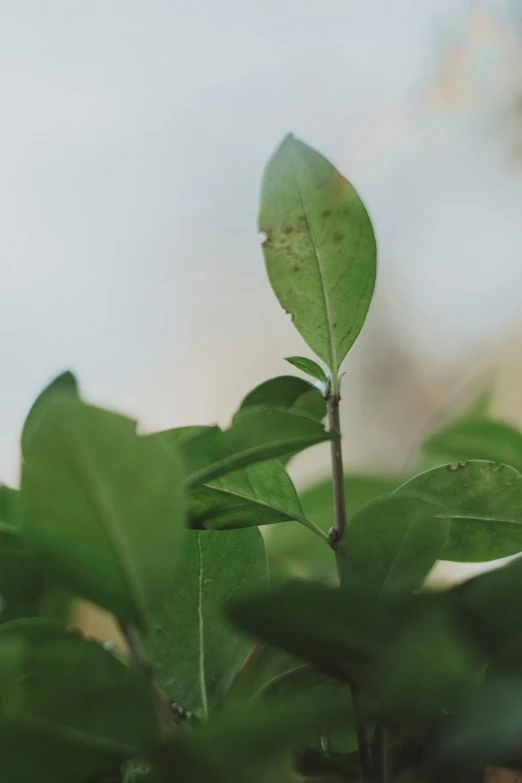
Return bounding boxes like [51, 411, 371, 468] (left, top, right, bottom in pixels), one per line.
[2, 0, 522, 507]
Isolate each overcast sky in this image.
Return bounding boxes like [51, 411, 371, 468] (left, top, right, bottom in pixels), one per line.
[1, 0, 522, 486]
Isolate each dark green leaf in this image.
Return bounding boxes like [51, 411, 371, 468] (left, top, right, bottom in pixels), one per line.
[22, 397, 185, 629]
[424, 419, 522, 472]
[226, 582, 405, 684]
[434, 676, 522, 771]
[177, 405, 334, 488]
[239, 375, 326, 422]
[260, 134, 376, 375]
[0, 619, 158, 783]
[262, 665, 358, 755]
[143, 528, 268, 717]
[188, 459, 326, 537]
[0, 526, 44, 622]
[0, 485, 21, 527]
[21, 371, 78, 458]
[339, 495, 448, 596]
[284, 356, 329, 388]
[394, 461, 522, 562]
[227, 644, 302, 701]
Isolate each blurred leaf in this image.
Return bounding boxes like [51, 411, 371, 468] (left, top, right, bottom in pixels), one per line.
[266, 473, 403, 584]
[143, 528, 268, 717]
[339, 495, 448, 596]
[434, 677, 522, 772]
[21, 371, 79, 458]
[453, 558, 522, 659]
[284, 357, 329, 388]
[263, 664, 358, 755]
[0, 485, 21, 527]
[227, 644, 303, 701]
[394, 461, 522, 562]
[373, 601, 481, 720]
[226, 582, 405, 685]
[177, 405, 334, 488]
[188, 459, 324, 536]
[0, 526, 44, 622]
[239, 375, 326, 421]
[22, 396, 185, 629]
[424, 420, 522, 473]
[259, 134, 376, 374]
[151, 685, 354, 783]
[0, 619, 158, 783]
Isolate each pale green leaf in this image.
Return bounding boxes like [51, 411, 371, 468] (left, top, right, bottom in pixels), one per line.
[424, 419, 522, 472]
[284, 356, 328, 388]
[260, 134, 376, 376]
[238, 375, 325, 422]
[394, 461, 522, 562]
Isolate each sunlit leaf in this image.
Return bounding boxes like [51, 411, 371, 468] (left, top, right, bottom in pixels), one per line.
[260, 134, 376, 374]
[143, 528, 268, 717]
[22, 397, 185, 628]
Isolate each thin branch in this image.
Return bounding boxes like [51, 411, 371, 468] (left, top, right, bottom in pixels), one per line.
[326, 391, 348, 549]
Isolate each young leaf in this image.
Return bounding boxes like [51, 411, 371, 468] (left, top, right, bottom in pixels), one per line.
[0, 619, 159, 783]
[22, 397, 185, 629]
[394, 461, 522, 562]
[259, 134, 376, 377]
[177, 405, 334, 488]
[238, 375, 326, 422]
[338, 495, 449, 596]
[424, 419, 522, 473]
[143, 528, 268, 717]
[188, 459, 326, 539]
[21, 370, 79, 457]
[284, 356, 329, 388]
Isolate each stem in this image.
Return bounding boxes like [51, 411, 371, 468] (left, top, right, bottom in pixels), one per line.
[327, 380, 372, 782]
[326, 391, 348, 549]
[118, 621, 149, 670]
[351, 686, 373, 783]
[376, 726, 389, 783]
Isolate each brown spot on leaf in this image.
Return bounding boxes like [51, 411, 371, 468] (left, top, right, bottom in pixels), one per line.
[284, 226, 294, 235]
[446, 462, 470, 472]
[321, 209, 332, 218]
[333, 232, 343, 243]
[293, 266, 300, 272]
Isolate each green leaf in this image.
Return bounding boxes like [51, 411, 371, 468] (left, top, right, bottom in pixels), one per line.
[266, 473, 403, 584]
[188, 459, 326, 539]
[0, 619, 159, 783]
[339, 495, 448, 596]
[177, 405, 334, 488]
[150, 685, 355, 783]
[262, 664, 358, 755]
[284, 356, 329, 388]
[239, 375, 326, 422]
[143, 528, 268, 717]
[259, 134, 376, 377]
[227, 644, 303, 701]
[394, 461, 522, 562]
[424, 419, 522, 472]
[226, 582, 405, 684]
[434, 676, 522, 771]
[21, 371, 78, 457]
[0, 526, 44, 622]
[0, 485, 21, 527]
[22, 396, 185, 629]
